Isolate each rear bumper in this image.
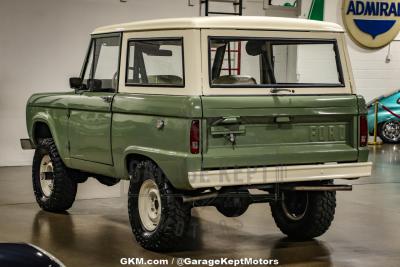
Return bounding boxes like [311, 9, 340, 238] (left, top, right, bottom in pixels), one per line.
[188, 162, 372, 189]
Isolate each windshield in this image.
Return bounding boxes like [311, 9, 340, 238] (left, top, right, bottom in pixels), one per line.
[209, 37, 344, 88]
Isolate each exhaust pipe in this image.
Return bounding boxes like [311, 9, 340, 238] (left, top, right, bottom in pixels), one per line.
[281, 184, 352, 191]
[182, 192, 218, 203]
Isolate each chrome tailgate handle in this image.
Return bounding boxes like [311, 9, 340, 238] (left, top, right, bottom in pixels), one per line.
[212, 116, 240, 126]
[275, 116, 291, 123]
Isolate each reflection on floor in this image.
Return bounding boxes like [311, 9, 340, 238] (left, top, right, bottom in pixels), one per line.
[0, 145, 399, 267]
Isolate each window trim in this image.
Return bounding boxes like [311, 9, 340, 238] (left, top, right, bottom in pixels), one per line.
[79, 33, 122, 92]
[125, 37, 185, 88]
[207, 36, 346, 89]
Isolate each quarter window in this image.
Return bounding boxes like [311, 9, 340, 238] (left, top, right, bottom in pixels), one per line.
[126, 38, 184, 87]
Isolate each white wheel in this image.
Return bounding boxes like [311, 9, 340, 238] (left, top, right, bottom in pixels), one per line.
[138, 179, 161, 231]
[33, 138, 77, 212]
[39, 155, 54, 197]
[128, 160, 191, 251]
[281, 191, 309, 221]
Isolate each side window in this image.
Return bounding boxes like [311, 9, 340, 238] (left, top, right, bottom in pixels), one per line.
[82, 36, 120, 91]
[126, 38, 184, 87]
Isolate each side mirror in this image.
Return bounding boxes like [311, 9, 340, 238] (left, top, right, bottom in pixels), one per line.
[87, 79, 102, 91]
[69, 77, 83, 89]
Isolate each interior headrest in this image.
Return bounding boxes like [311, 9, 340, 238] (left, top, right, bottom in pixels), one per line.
[245, 40, 265, 56]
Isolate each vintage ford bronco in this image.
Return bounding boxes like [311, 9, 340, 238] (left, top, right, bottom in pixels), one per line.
[22, 16, 372, 251]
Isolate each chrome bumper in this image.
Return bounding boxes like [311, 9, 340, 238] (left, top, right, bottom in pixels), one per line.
[188, 162, 373, 189]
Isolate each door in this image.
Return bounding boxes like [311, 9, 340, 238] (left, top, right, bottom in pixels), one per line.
[68, 34, 121, 165]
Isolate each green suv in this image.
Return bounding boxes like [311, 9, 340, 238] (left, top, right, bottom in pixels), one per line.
[22, 16, 372, 251]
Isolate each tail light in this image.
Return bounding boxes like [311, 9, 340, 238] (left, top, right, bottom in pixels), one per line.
[360, 115, 368, 147]
[190, 120, 200, 154]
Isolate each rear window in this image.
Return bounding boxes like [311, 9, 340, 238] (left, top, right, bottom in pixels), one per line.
[126, 38, 184, 87]
[209, 37, 344, 88]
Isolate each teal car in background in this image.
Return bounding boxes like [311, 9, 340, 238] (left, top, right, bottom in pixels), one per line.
[367, 90, 400, 143]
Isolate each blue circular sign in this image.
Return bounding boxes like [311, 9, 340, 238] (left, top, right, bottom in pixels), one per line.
[342, 0, 400, 48]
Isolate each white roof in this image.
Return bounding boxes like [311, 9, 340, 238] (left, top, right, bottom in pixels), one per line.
[92, 16, 344, 34]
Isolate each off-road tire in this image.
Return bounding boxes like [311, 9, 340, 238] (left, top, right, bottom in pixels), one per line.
[32, 138, 77, 212]
[270, 187, 336, 240]
[128, 160, 191, 251]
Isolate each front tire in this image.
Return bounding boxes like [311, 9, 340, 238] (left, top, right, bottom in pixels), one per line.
[32, 138, 77, 212]
[270, 187, 336, 240]
[128, 160, 191, 251]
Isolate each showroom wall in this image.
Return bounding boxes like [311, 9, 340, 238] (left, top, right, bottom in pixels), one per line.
[324, 0, 400, 102]
[1, 0, 400, 167]
[0, 0, 196, 167]
[0, 0, 264, 167]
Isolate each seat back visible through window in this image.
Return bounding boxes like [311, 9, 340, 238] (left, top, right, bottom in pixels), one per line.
[126, 38, 184, 87]
[212, 75, 256, 85]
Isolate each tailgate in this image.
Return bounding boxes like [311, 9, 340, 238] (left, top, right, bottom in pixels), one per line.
[201, 95, 359, 169]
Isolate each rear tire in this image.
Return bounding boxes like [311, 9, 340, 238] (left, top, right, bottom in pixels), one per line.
[32, 138, 77, 212]
[128, 160, 191, 251]
[270, 186, 336, 240]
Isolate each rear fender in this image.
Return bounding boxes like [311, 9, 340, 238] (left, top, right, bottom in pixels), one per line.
[119, 146, 197, 190]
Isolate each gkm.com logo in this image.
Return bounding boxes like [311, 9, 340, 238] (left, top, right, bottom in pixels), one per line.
[120, 257, 279, 266]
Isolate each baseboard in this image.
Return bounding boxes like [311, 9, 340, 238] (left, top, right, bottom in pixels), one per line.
[0, 161, 32, 167]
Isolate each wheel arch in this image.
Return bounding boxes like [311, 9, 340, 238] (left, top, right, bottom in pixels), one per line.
[123, 150, 192, 190]
[32, 121, 53, 144]
[30, 115, 69, 165]
[125, 153, 156, 174]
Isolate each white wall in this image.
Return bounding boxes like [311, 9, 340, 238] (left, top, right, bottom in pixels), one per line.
[0, 0, 267, 167]
[1, 0, 396, 166]
[0, 0, 200, 166]
[324, 0, 400, 102]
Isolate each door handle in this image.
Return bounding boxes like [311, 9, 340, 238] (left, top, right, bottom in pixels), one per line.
[100, 96, 113, 103]
[270, 88, 295, 94]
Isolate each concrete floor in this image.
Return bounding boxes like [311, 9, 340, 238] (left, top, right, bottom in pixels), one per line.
[0, 145, 399, 267]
